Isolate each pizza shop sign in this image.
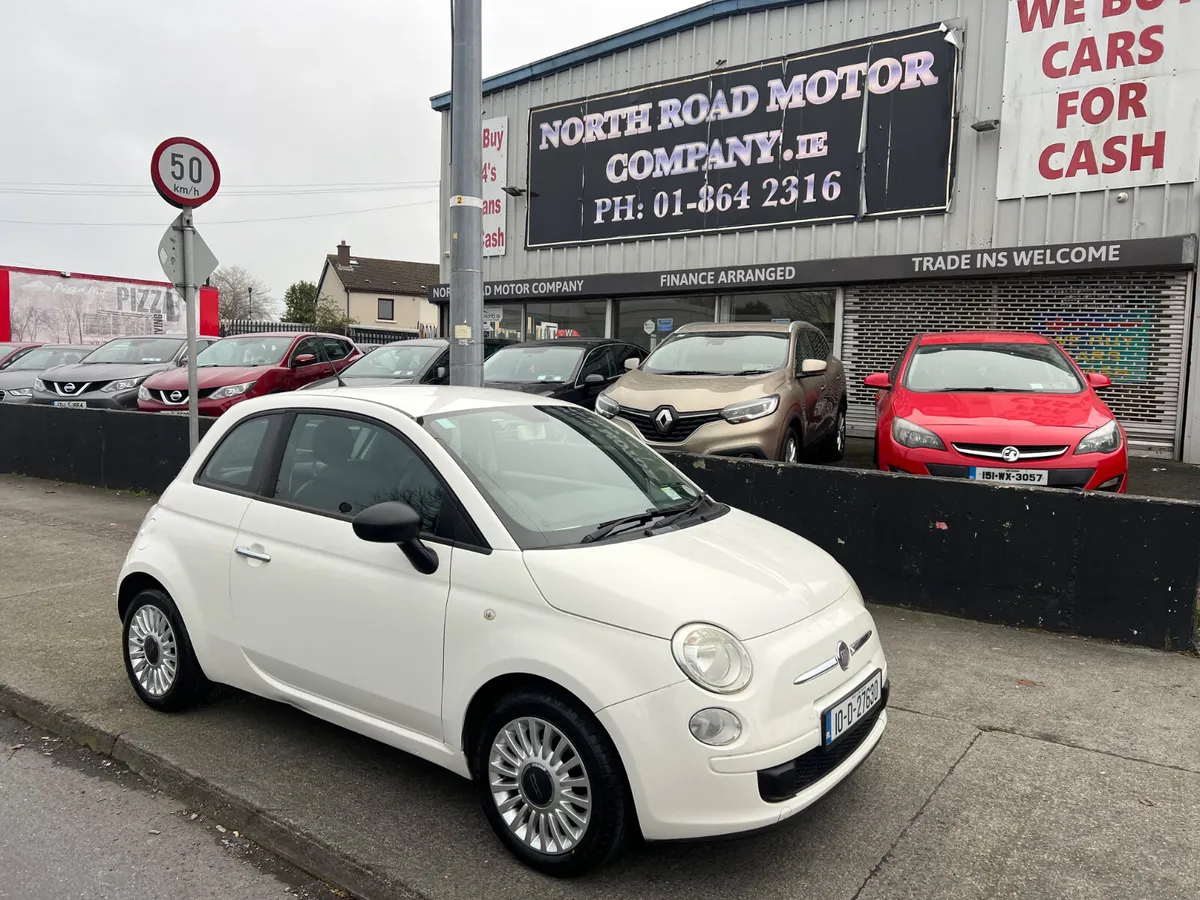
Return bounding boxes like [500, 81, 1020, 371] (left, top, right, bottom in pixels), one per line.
[997, 0, 1200, 199]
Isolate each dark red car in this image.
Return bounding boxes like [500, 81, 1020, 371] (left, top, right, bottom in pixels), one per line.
[138, 332, 360, 416]
[0, 342, 42, 369]
[866, 331, 1127, 493]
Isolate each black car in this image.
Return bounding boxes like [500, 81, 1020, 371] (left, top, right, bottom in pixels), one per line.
[28, 335, 216, 410]
[302, 337, 514, 390]
[483, 338, 647, 407]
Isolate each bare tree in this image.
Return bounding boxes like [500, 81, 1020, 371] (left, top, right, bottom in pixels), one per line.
[54, 290, 88, 343]
[7, 295, 49, 341]
[210, 265, 275, 319]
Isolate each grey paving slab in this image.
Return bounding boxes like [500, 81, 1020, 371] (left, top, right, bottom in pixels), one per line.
[857, 730, 1200, 900]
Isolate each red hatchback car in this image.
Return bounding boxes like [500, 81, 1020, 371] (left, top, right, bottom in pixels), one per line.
[866, 332, 1127, 493]
[138, 332, 360, 416]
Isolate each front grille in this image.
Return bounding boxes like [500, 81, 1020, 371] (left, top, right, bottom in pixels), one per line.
[617, 406, 723, 443]
[952, 443, 1069, 461]
[926, 463, 1095, 489]
[152, 388, 216, 404]
[45, 380, 97, 396]
[758, 682, 889, 803]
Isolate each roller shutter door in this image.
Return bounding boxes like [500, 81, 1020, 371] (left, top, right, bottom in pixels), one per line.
[840, 272, 1192, 457]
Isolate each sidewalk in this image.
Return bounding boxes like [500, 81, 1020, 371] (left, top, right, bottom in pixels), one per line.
[1, 473, 1198, 900]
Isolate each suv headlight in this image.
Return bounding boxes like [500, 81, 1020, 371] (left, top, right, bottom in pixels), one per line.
[671, 623, 753, 694]
[210, 380, 256, 400]
[5, 387, 32, 399]
[721, 394, 779, 424]
[34, 377, 45, 392]
[892, 416, 945, 450]
[137, 385, 151, 401]
[1075, 419, 1121, 455]
[103, 376, 145, 393]
[595, 392, 619, 418]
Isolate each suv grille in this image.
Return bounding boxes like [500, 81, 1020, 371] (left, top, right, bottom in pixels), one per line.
[952, 443, 1069, 461]
[617, 406, 723, 443]
[44, 380, 98, 396]
[152, 388, 216, 404]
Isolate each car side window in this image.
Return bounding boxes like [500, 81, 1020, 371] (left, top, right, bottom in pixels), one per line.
[197, 415, 277, 492]
[423, 351, 450, 384]
[321, 338, 351, 361]
[578, 346, 617, 382]
[794, 332, 816, 373]
[889, 341, 913, 385]
[291, 338, 320, 366]
[810, 331, 830, 360]
[273, 413, 446, 530]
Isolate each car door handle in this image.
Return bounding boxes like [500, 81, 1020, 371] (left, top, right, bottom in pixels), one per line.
[235, 546, 271, 563]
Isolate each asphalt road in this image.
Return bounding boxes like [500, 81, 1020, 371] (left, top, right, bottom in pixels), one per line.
[835, 437, 1200, 501]
[0, 711, 347, 900]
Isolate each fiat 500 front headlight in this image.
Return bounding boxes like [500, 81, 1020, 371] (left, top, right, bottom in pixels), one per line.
[671, 623, 753, 694]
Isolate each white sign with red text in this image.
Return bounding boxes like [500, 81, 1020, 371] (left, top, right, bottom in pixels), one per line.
[482, 116, 508, 257]
[996, 0, 1200, 200]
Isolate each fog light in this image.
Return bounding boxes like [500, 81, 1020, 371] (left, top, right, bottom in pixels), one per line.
[688, 708, 742, 746]
[1096, 475, 1124, 492]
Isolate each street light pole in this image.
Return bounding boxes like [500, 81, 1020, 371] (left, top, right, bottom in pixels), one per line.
[448, 0, 484, 387]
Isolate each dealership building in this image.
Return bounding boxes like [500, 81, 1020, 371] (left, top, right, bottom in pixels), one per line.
[430, 0, 1200, 462]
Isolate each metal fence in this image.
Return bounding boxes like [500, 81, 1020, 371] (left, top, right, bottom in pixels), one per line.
[218, 320, 429, 345]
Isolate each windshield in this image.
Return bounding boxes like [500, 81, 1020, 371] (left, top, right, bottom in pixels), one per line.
[197, 336, 292, 367]
[343, 344, 442, 379]
[643, 332, 789, 375]
[82, 338, 183, 364]
[484, 345, 585, 383]
[0, 343, 19, 356]
[905, 342, 1084, 393]
[423, 404, 707, 548]
[4, 347, 90, 371]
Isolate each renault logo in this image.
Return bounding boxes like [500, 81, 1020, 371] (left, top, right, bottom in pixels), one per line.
[169, 391, 183, 402]
[653, 406, 677, 435]
[836, 641, 851, 670]
[1001, 446, 1020, 463]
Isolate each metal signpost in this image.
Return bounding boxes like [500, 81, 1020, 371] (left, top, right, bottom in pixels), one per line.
[151, 137, 221, 452]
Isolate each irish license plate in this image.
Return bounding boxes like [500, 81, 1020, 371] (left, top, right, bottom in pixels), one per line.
[51, 400, 87, 409]
[159, 410, 189, 416]
[969, 467, 1048, 485]
[822, 669, 883, 747]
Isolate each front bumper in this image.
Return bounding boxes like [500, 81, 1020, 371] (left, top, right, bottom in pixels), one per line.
[137, 395, 242, 416]
[28, 388, 140, 410]
[598, 597, 888, 841]
[881, 442, 1128, 492]
[610, 411, 787, 460]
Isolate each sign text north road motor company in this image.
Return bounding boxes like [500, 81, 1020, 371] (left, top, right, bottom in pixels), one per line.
[525, 23, 961, 249]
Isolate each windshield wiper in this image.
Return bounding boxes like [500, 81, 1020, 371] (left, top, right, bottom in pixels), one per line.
[647, 496, 710, 532]
[662, 370, 722, 376]
[934, 386, 1000, 392]
[581, 508, 672, 544]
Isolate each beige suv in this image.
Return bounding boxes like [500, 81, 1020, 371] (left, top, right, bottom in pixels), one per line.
[596, 321, 846, 463]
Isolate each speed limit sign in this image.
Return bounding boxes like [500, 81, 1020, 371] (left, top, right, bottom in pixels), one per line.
[150, 137, 221, 208]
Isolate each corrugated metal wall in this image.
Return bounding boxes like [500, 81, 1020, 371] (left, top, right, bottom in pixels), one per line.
[841, 272, 1193, 456]
[438, 0, 1200, 282]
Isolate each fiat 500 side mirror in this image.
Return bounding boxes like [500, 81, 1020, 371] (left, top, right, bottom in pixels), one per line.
[353, 501, 438, 575]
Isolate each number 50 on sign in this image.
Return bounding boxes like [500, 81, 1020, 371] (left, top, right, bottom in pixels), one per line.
[150, 137, 221, 208]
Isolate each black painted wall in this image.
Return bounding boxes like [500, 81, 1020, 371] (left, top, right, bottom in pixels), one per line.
[0, 405, 214, 494]
[1, 405, 1195, 650]
[666, 454, 1200, 652]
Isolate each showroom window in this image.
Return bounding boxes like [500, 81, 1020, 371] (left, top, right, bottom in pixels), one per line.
[377, 298, 394, 321]
[731, 291, 835, 342]
[525, 301, 607, 340]
[615, 296, 717, 351]
[483, 304, 524, 341]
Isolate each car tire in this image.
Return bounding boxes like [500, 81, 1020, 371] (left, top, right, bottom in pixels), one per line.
[121, 588, 210, 712]
[472, 688, 632, 877]
[817, 404, 847, 462]
[780, 424, 803, 464]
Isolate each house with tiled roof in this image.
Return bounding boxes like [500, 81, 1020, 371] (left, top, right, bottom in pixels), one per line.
[316, 241, 440, 332]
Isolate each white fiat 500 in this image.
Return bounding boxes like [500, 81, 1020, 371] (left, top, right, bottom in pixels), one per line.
[118, 386, 888, 876]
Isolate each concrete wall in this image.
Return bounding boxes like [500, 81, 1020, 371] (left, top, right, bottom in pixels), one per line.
[437, 0, 1200, 282]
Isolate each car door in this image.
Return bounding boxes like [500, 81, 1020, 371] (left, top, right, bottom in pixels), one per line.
[288, 337, 329, 388]
[572, 345, 617, 406]
[793, 330, 825, 440]
[227, 409, 455, 739]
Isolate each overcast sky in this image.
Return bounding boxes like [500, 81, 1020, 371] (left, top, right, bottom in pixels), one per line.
[0, 0, 696, 302]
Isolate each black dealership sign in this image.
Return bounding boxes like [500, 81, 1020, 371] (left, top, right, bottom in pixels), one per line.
[526, 23, 960, 249]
